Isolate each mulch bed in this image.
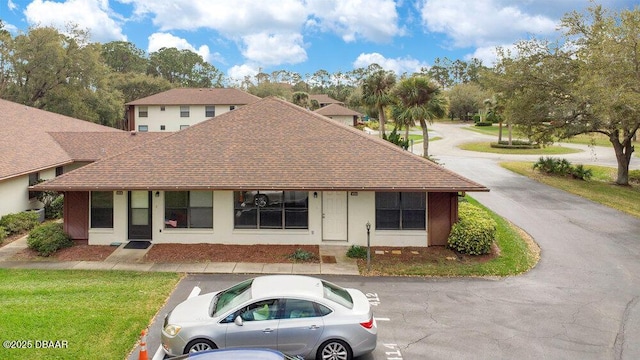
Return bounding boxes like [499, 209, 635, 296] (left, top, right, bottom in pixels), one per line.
[143, 244, 321, 263]
[10, 240, 117, 262]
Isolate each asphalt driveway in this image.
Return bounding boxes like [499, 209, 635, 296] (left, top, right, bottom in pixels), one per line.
[420, 123, 640, 359]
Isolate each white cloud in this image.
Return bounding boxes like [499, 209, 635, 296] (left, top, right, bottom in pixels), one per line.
[305, 0, 403, 42]
[147, 32, 221, 63]
[353, 52, 429, 75]
[227, 64, 260, 85]
[465, 44, 518, 67]
[7, 0, 17, 11]
[24, 0, 127, 42]
[419, 0, 557, 48]
[241, 33, 307, 66]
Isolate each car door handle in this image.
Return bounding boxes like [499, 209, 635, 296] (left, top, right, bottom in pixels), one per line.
[263, 328, 274, 333]
[308, 325, 320, 330]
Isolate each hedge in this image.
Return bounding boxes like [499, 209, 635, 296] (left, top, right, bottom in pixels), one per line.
[447, 202, 497, 255]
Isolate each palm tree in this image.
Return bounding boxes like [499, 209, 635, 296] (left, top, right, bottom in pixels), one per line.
[361, 70, 396, 138]
[393, 76, 447, 158]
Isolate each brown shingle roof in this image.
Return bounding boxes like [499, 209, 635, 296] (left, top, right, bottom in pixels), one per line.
[126, 88, 261, 106]
[36, 97, 488, 192]
[309, 94, 343, 106]
[0, 99, 121, 181]
[50, 132, 169, 161]
[314, 103, 362, 117]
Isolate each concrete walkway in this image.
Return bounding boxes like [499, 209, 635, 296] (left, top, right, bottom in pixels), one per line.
[0, 236, 360, 275]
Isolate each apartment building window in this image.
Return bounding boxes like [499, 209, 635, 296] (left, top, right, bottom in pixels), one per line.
[375, 192, 426, 230]
[160, 125, 166, 131]
[234, 191, 308, 229]
[164, 191, 213, 228]
[180, 106, 190, 117]
[138, 106, 148, 117]
[91, 191, 113, 228]
[230, 105, 236, 111]
[138, 125, 148, 132]
[160, 106, 165, 111]
[28, 172, 40, 199]
[205, 105, 215, 117]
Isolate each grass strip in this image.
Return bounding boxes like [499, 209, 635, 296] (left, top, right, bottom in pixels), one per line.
[0, 269, 181, 360]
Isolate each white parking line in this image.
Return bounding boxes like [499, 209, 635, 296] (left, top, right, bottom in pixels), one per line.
[375, 317, 390, 321]
[152, 286, 202, 360]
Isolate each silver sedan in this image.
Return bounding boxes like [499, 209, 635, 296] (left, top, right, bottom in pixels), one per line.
[161, 275, 377, 360]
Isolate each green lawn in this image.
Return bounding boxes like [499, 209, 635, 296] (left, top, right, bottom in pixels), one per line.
[358, 196, 539, 277]
[0, 269, 181, 360]
[501, 162, 640, 218]
[460, 141, 581, 155]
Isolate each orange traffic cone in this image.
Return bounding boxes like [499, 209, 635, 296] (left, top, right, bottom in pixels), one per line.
[138, 329, 149, 360]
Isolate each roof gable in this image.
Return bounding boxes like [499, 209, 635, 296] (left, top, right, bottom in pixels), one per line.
[37, 97, 487, 192]
[0, 99, 121, 180]
[126, 88, 261, 106]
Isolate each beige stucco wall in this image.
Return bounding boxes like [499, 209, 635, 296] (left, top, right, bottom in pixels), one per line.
[327, 115, 354, 127]
[87, 190, 430, 247]
[134, 105, 238, 132]
[0, 167, 60, 218]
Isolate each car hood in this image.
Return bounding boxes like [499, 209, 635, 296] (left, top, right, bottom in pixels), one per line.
[168, 292, 219, 324]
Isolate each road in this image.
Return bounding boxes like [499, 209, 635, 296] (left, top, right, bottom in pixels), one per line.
[142, 124, 640, 360]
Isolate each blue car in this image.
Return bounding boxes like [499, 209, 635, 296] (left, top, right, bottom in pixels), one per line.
[169, 348, 301, 359]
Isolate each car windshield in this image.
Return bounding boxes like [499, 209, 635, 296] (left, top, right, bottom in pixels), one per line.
[210, 279, 253, 317]
[321, 280, 353, 309]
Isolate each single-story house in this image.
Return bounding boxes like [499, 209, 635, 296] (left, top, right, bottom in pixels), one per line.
[125, 88, 261, 132]
[0, 98, 164, 218]
[35, 97, 488, 247]
[309, 94, 344, 108]
[314, 103, 362, 127]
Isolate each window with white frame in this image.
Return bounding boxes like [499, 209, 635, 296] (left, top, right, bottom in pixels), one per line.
[138, 125, 148, 132]
[234, 191, 308, 229]
[375, 192, 426, 230]
[164, 191, 213, 228]
[138, 106, 148, 117]
[180, 105, 190, 117]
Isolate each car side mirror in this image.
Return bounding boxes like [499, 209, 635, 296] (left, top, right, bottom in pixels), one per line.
[234, 315, 244, 326]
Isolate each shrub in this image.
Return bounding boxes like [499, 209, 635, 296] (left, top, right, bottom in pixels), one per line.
[0, 226, 7, 243]
[346, 245, 367, 259]
[27, 222, 72, 257]
[472, 114, 481, 123]
[571, 164, 593, 181]
[288, 248, 316, 262]
[48, 195, 64, 219]
[447, 202, 496, 255]
[475, 121, 493, 127]
[0, 212, 39, 235]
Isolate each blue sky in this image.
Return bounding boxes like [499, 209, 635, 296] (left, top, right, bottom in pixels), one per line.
[0, 0, 637, 82]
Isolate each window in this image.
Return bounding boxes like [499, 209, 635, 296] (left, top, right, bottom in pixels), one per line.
[138, 125, 148, 132]
[234, 191, 308, 229]
[28, 172, 40, 199]
[160, 125, 166, 131]
[180, 105, 190, 117]
[229, 105, 236, 111]
[55, 166, 63, 177]
[164, 191, 213, 228]
[236, 299, 280, 322]
[180, 125, 189, 130]
[138, 106, 148, 117]
[283, 299, 327, 319]
[375, 192, 426, 230]
[91, 191, 113, 228]
[205, 105, 215, 117]
[160, 106, 165, 111]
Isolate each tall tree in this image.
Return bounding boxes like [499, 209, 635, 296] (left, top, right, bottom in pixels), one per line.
[361, 70, 396, 138]
[392, 76, 447, 157]
[0, 26, 122, 125]
[147, 47, 224, 87]
[446, 83, 489, 121]
[101, 41, 147, 74]
[485, 5, 640, 185]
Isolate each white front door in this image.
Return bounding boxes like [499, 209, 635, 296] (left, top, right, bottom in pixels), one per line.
[322, 191, 347, 241]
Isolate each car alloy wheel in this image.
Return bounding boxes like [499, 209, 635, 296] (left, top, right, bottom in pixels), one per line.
[317, 339, 352, 360]
[185, 339, 216, 353]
